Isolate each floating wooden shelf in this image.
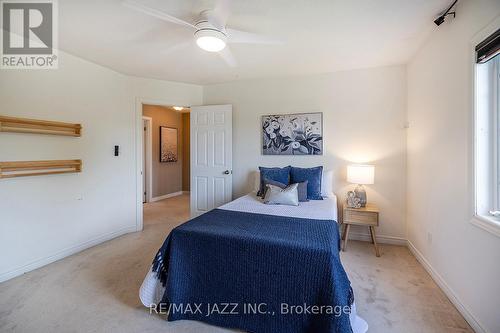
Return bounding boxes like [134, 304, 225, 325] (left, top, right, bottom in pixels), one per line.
[0, 115, 81, 137]
[0, 160, 82, 179]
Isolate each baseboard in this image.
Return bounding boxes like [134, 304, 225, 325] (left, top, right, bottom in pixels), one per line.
[0, 225, 137, 283]
[348, 232, 407, 246]
[407, 240, 486, 333]
[151, 191, 184, 202]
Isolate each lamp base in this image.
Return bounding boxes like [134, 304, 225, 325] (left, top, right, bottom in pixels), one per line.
[354, 184, 367, 207]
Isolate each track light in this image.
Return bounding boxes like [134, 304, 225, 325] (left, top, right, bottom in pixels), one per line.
[434, 0, 458, 26]
[433, 16, 446, 26]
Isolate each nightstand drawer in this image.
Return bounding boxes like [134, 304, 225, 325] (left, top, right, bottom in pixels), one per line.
[343, 210, 378, 226]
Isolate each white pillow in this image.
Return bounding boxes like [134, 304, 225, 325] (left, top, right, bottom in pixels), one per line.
[321, 170, 334, 197]
[252, 170, 261, 193]
[263, 183, 299, 206]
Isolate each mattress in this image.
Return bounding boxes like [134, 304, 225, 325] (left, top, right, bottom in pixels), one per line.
[219, 191, 338, 221]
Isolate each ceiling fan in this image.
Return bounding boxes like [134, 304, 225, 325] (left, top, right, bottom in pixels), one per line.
[122, 0, 283, 67]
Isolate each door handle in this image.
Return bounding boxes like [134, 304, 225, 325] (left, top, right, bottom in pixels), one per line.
[223, 170, 231, 175]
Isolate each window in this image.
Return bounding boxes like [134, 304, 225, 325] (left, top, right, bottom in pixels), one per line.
[473, 28, 500, 236]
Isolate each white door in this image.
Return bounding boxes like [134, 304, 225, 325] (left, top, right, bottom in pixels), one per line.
[190, 105, 232, 217]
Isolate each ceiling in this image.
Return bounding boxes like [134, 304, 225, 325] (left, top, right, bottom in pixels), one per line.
[145, 104, 190, 112]
[59, 0, 450, 84]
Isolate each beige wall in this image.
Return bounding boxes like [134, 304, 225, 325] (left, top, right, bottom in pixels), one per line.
[143, 105, 184, 198]
[182, 113, 190, 191]
[407, 1, 500, 332]
[0, 50, 203, 283]
[203, 65, 407, 243]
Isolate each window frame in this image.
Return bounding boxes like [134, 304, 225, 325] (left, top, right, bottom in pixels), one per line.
[494, 58, 500, 212]
[471, 18, 500, 237]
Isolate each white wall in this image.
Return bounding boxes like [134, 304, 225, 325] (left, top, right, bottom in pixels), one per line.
[407, 1, 500, 332]
[0, 51, 202, 282]
[204, 66, 407, 243]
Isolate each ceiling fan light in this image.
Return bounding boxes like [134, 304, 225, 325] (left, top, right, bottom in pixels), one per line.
[173, 106, 184, 111]
[196, 36, 226, 52]
[194, 27, 227, 52]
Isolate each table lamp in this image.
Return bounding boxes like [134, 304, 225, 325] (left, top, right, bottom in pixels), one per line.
[347, 164, 375, 207]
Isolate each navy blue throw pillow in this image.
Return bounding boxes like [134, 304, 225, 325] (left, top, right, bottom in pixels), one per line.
[290, 166, 323, 200]
[258, 166, 291, 197]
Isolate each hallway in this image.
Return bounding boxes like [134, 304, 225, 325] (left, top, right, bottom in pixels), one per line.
[143, 194, 190, 227]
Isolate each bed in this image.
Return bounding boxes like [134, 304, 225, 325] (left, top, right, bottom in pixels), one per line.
[140, 192, 368, 333]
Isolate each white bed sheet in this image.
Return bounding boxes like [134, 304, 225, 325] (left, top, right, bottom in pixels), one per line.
[219, 192, 338, 221]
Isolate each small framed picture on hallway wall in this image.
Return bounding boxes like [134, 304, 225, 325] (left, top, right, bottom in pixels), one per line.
[160, 126, 178, 162]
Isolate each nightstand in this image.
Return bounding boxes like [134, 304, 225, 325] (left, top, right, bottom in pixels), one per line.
[342, 203, 380, 257]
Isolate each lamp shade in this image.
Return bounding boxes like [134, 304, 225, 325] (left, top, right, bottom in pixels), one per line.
[347, 164, 375, 185]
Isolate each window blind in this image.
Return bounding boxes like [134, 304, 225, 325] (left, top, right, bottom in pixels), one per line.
[476, 28, 500, 64]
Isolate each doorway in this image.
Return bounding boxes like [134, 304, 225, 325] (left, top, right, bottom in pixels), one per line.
[135, 101, 233, 231]
[141, 104, 190, 226]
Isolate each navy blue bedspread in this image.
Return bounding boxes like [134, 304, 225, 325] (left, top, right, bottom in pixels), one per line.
[152, 208, 354, 333]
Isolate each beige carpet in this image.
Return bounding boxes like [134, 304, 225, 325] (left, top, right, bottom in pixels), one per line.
[0, 194, 472, 333]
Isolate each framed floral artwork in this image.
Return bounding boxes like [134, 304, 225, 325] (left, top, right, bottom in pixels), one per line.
[262, 112, 323, 155]
[160, 126, 178, 162]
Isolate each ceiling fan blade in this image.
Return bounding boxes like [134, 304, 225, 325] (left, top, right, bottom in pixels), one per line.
[160, 40, 192, 56]
[212, 0, 231, 29]
[219, 47, 237, 67]
[122, 0, 196, 29]
[226, 28, 284, 45]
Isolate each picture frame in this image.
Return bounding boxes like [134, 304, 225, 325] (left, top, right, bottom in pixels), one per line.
[160, 126, 178, 162]
[262, 112, 323, 155]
